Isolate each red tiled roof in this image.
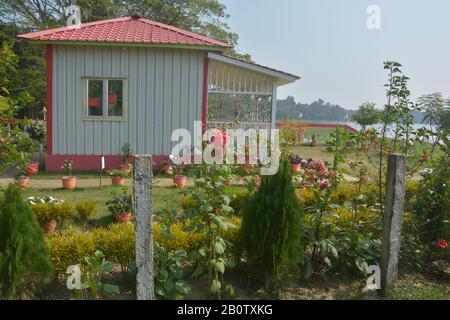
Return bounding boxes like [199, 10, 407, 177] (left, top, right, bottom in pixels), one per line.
[18, 16, 231, 49]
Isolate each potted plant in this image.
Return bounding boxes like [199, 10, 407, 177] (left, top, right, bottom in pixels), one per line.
[109, 169, 128, 186]
[28, 196, 67, 236]
[120, 143, 133, 174]
[61, 159, 77, 190]
[160, 160, 174, 175]
[311, 134, 318, 147]
[26, 162, 39, 175]
[106, 189, 133, 224]
[170, 155, 187, 189]
[14, 166, 29, 190]
[289, 154, 303, 173]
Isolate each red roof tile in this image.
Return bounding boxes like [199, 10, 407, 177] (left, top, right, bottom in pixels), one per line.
[18, 16, 231, 49]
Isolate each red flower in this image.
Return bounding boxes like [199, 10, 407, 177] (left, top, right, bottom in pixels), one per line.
[437, 240, 448, 249]
[319, 181, 330, 190]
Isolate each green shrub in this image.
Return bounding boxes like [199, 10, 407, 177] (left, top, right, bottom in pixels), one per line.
[93, 224, 135, 272]
[31, 201, 74, 226]
[46, 228, 97, 275]
[240, 159, 304, 287]
[412, 153, 450, 260]
[0, 184, 53, 298]
[46, 218, 242, 275]
[75, 201, 98, 224]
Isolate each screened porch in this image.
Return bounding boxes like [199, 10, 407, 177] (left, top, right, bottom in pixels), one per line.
[206, 53, 299, 131]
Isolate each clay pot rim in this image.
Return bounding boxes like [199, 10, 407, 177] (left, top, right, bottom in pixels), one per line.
[115, 211, 132, 215]
[62, 176, 77, 179]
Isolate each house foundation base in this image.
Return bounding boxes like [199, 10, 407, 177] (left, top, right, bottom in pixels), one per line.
[45, 154, 169, 173]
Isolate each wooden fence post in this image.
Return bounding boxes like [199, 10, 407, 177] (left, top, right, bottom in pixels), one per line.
[381, 154, 406, 296]
[133, 155, 155, 300]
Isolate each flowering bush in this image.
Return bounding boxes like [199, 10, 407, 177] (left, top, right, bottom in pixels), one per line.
[106, 189, 131, 214]
[61, 159, 73, 176]
[294, 158, 337, 190]
[28, 196, 63, 205]
[437, 240, 448, 250]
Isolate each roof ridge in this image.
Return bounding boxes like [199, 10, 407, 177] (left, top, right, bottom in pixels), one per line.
[137, 18, 230, 47]
[18, 16, 231, 48]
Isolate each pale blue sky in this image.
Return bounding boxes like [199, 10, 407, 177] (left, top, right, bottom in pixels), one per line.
[221, 0, 450, 109]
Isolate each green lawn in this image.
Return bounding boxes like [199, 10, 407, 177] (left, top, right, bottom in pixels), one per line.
[30, 171, 109, 180]
[22, 185, 187, 228]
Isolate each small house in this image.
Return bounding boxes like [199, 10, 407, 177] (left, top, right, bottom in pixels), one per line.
[19, 15, 299, 172]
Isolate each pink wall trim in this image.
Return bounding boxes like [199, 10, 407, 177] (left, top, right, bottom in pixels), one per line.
[46, 154, 170, 172]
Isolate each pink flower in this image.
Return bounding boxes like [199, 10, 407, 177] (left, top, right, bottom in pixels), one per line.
[319, 181, 330, 190]
[437, 240, 448, 249]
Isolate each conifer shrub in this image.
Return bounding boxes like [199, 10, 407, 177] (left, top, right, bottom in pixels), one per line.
[240, 159, 304, 288]
[0, 184, 53, 299]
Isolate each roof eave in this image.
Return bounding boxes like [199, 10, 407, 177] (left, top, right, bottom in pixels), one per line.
[207, 52, 300, 86]
[20, 39, 227, 52]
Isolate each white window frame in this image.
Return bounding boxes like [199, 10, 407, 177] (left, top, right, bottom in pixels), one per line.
[82, 77, 128, 122]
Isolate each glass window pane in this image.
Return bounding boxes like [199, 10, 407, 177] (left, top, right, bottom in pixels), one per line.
[108, 80, 123, 117]
[88, 80, 103, 116]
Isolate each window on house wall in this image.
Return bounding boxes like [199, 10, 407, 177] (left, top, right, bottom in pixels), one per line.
[85, 78, 127, 120]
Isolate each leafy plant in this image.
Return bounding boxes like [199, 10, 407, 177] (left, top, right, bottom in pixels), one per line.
[154, 243, 191, 299]
[70, 250, 120, 300]
[289, 154, 303, 164]
[181, 164, 237, 299]
[75, 201, 98, 224]
[61, 159, 74, 176]
[121, 143, 133, 164]
[29, 198, 74, 228]
[108, 169, 129, 178]
[0, 184, 53, 299]
[240, 159, 304, 289]
[106, 188, 132, 214]
[24, 120, 46, 144]
[351, 102, 381, 131]
[412, 134, 450, 262]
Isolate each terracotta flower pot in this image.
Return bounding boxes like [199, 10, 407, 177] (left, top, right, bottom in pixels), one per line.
[26, 163, 39, 175]
[17, 176, 29, 190]
[120, 164, 132, 174]
[361, 175, 370, 183]
[224, 180, 233, 187]
[173, 176, 187, 189]
[114, 212, 133, 224]
[362, 144, 369, 152]
[108, 95, 118, 104]
[62, 176, 77, 190]
[111, 176, 125, 186]
[88, 97, 100, 107]
[311, 140, 318, 147]
[44, 219, 57, 236]
[291, 163, 301, 173]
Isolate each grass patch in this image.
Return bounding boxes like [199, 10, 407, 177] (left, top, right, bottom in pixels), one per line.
[30, 171, 104, 180]
[22, 185, 188, 228]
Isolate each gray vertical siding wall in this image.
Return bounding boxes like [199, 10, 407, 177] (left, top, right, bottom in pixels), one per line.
[52, 45, 205, 155]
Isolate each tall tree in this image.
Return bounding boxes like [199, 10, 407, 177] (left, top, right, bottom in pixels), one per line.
[0, 0, 250, 60]
[351, 102, 381, 131]
[418, 93, 450, 131]
[0, 184, 53, 299]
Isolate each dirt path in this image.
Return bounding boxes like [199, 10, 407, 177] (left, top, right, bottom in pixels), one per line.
[0, 176, 192, 189]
